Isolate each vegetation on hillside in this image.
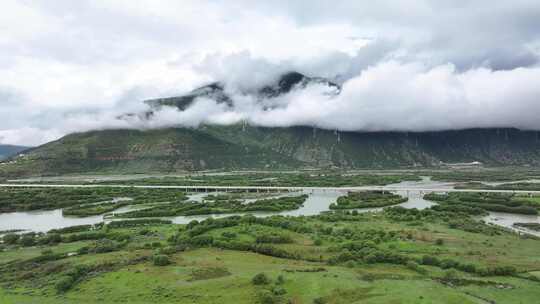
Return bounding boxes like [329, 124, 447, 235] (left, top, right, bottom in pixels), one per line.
[3, 127, 540, 177]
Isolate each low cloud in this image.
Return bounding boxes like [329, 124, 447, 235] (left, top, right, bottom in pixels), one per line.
[149, 61, 540, 132]
[1, 1, 540, 146]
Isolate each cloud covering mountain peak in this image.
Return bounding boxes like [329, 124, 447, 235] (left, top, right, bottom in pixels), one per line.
[1, 1, 540, 145]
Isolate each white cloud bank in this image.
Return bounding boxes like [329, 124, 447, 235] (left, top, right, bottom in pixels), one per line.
[1, 1, 540, 146]
[143, 61, 540, 132]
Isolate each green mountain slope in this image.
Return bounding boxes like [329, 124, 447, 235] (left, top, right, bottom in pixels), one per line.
[1, 126, 539, 177]
[201, 126, 540, 168]
[0, 128, 302, 177]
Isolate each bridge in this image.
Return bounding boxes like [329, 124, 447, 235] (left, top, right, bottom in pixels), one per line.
[1, 183, 539, 196]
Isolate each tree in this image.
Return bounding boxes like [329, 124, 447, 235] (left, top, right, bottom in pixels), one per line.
[2, 234, 19, 245]
[252, 273, 271, 285]
[258, 290, 277, 304]
[55, 276, 75, 293]
[443, 269, 458, 281]
[20, 235, 35, 247]
[153, 254, 171, 266]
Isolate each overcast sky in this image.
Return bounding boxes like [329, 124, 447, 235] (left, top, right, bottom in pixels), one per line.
[1, 0, 540, 146]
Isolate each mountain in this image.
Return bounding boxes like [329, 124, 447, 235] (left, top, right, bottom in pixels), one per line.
[1, 71, 540, 177]
[0, 145, 29, 161]
[145, 82, 233, 111]
[197, 126, 540, 168]
[144, 71, 340, 111]
[1, 126, 540, 177]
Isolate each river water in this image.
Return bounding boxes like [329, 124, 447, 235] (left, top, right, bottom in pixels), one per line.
[1, 177, 539, 235]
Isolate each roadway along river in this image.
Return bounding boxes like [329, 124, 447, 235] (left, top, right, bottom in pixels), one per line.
[1, 183, 540, 195]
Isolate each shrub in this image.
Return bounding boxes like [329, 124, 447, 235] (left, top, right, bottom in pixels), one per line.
[92, 239, 120, 253]
[55, 265, 90, 293]
[41, 249, 54, 256]
[271, 286, 287, 296]
[443, 269, 458, 281]
[49, 224, 96, 234]
[221, 231, 237, 239]
[440, 259, 459, 269]
[153, 254, 170, 266]
[258, 290, 278, 304]
[77, 246, 89, 255]
[2, 233, 19, 245]
[435, 238, 444, 246]
[55, 276, 75, 293]
[406, 261, 427, 275]
[276, 275, 285, 285]
[20, 235, 36, 247]
[313, 298, 327, 304]
[252, 273, 271, 285]
[420, 255, 440, 266]
[255, 233, 293, 244]
[190, 235, 214, 246]
[159, 246, 181, 255]
[478, 266, 516, 276]
[107, 219, 172, 228]
[139, 229, 151, 235]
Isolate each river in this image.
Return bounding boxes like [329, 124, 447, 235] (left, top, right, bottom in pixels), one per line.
[1, 177, 539, 235]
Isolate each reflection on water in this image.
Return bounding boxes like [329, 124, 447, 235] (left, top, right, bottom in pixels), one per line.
[482, 212, 540, 237]
[171, 190, 343, 224]
[0, 209, 103, 233]
[172, 187, 438, 224]
[1, 177, 539, 234]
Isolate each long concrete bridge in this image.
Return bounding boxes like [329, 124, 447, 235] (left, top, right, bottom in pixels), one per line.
[1, 183, 540, 196]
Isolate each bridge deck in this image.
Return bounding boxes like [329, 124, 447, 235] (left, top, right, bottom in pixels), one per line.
[1, 184, 539, 195]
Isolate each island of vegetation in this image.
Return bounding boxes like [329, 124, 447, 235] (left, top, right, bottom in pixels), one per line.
[424, 192, 539, 215]
[329, 191, 407, 210]
[114, 194, 308, 218]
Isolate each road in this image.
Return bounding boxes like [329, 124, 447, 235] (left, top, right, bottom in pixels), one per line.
[1, 183, 540, 195]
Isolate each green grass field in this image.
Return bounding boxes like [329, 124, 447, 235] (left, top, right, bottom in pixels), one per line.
[2, 207, 540, 304]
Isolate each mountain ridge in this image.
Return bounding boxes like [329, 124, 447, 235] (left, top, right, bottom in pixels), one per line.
[1, 126, 539, 178]
[2, 71, 539, 177]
